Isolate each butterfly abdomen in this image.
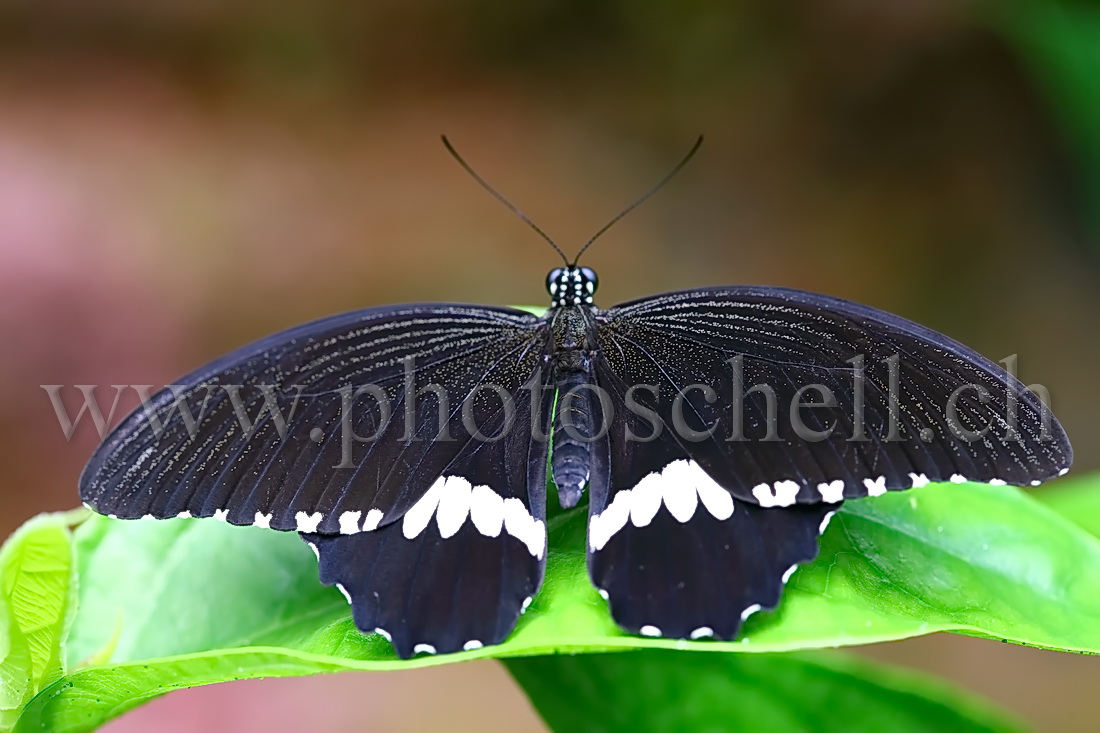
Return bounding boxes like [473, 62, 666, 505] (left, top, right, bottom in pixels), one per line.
[552, 368, 597, 509]
[550, 308, 599, 509]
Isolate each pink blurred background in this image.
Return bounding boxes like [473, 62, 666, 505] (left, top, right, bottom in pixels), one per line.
[3, 3, 1098, 730]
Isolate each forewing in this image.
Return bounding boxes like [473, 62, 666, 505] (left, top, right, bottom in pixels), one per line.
[598, 286, 1071, 506]
[80, 304, 551, 534]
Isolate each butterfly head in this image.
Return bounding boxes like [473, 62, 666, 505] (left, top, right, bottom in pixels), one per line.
[547, 266, 598, 307]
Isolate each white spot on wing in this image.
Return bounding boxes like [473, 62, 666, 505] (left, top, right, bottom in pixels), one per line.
[336, 584, 352, 604]
[306, 541, 319, 560]
[435, 476, 473, 539]
[753, 480, 799, 507]
[690, 626, 713, 639]
[775, 479, 800, 503]
[908, 473, 930, 489]
[863, 476, 887, 496]
[413, 643, 437, 655]
[659, 460, 699, 523]
[470, 484, 505, 537]
[950, 474, 967, 484]
[362, 508, 384, 531]
[176, 510, 192, 519]
[213, 509, 228, 522]
[502, 498, 545, 558]
[740, 603, 762, 621]
[629, 471, 664, 527]
[589, 489, 632, 550]
[339, 511, 362, 534]
[590, 460, 736, 551]
[781, 564, 798, 584]
[400, 476, 518, 540]
[463, 640, 483, 651]
[374, 627, 392, 642]
[639, 625, 661, 637]
[295, 511, 322, 533]
[692, 462, 734, 520]
[1030, 479, 1042, 486]
[402, 476, 446, 539]
[819, 511, 836, 535]
[818, 480, 845, 503]
[987, 478, 1007, 487]
[1059, 467, 1070, 477]
[521, 596, 533, 613]
[253, 512, 272, 529]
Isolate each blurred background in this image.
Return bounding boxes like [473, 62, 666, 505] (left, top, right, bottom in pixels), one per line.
[2, 1, 1098, 730]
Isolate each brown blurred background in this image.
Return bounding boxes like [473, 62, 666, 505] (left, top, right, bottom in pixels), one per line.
[2, 1, 1099, 730]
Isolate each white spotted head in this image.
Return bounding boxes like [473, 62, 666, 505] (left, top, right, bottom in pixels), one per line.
[547, 266, 598, 308]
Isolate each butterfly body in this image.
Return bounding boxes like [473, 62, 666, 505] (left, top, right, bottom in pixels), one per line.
[547, 289, 603, 509]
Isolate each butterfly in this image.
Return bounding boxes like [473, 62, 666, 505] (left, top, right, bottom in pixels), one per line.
[79, 137, 1072, 658]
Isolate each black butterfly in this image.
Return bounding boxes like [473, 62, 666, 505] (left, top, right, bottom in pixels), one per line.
[79, 137, 1071, 658]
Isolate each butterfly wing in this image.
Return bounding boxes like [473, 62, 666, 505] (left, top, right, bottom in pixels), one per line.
[586, 285, 1070, 639]
[80, 303, 551, 532]
[586, 367, 834, 640]
[597, 286, 1071, 504]
[305, 377, 553, 657]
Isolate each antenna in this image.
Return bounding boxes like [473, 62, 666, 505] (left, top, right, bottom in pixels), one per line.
[441, 135, 569, 265]
[571, 135, 703, 265]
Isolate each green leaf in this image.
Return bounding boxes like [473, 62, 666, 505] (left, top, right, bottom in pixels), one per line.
[1033, 473, 1100, 539]
[770, 481, 1100, 654]
[11, 478, 1100, 730]
[505, 649, 1026, 733]
[0, 512, 78, 732]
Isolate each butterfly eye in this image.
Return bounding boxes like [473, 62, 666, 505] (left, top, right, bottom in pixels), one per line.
[581, 267, 598, 294]
[546, 268, 565, 295]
